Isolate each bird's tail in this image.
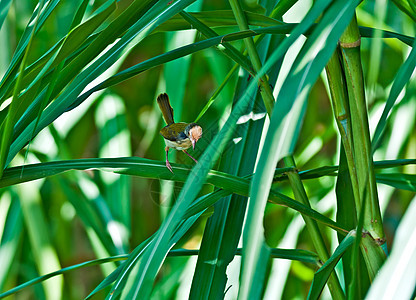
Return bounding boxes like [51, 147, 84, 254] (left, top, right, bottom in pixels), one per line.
[157, 93, 174, 125]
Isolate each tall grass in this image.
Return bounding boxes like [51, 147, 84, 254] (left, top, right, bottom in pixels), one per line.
[0, 0, 415, 299]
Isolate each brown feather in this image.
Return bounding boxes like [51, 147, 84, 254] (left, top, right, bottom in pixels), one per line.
[157, 93, 174, 125]
[160, 123, 188, 141]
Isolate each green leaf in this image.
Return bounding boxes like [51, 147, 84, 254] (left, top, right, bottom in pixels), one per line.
[119, 97, 260, 298]
[155, 10, 282, 32]
[366, 197, 416, 300]
[63, 26, 415, 120]
[85, 265, 123, 299]
[372, 35, 416, 151]
[0, 192, 22, 290]
[307, 232, 355, 300]
[348, 171, 369, 300]
[6, 0, 177, 166]
[0, 0, 45, 177]
[0, 0, 12, 30]
[0, 255, 128, 299]
[391, 0, 416, 22]
[240, 0, 360, 298]
[179, 10, 254, 76]
[0, 0, 60, 99]
[189, 45, 270, 297]
[0, 157, 348, 234]
[16, 180, 63, 299]
[375, 173, 416, 191]
[335, 146, 369, 299]
[70, 0, 91, 29]
[0, 245, 319, 299]
[112, 209, 204, 299]
[4, 0, 116, 110]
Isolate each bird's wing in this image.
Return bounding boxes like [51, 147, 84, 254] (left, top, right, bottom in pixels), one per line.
[160, 123, 188, 141]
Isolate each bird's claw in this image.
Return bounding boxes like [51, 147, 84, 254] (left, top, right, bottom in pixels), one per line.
[166, 160, 174, 173]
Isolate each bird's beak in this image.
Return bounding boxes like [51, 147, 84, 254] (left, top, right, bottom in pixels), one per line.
[192, 139, 196, 150]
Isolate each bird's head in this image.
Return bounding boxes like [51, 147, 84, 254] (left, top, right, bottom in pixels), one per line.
[186, 123, 202, 149]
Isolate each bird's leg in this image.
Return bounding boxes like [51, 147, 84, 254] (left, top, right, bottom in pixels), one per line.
[165, 147, 173, 173]
[183, 150, 198, 164]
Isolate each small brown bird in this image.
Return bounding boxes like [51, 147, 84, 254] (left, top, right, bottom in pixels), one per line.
[157, 93, 202, 173]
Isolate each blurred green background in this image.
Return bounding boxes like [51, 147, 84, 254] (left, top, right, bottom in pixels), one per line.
[0, 0, 415, 299]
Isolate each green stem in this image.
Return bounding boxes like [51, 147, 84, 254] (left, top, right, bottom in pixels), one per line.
[228, 0, 275, 116]
[325, 51, 361, 211]
[339, 15, 385, 243]
[283, 156, 345, 300]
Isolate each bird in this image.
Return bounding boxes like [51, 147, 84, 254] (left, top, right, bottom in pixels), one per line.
[157, 93, 202, 173]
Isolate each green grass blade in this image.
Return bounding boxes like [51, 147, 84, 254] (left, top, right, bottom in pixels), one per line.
[0, 255, 128, 299]
[0, 157, 347, 234]
[70, 0, 91, 29]
[375, 173, 416, 192]
[16, 181, 62, 299]
[0, 0, 60, 98]
[0, 157, 250, 194]
[335, 147, 360, 298]
[0, 245, 319, 299]
[391, 0, 416, 22]
[3, 0, 116, 110]
[296, 159, 416, 181]
[0, 0, 12, 30]
[0, 192, 23, 290]
[229, 0, 275, 116]
[66, 25, 415, 118]
[2, 157, 414, 188]
[366, 197, 416, 300]
[284, 155, 344, 299]
[372, 35, 416, 151]
[374, 159, 416, 168]
[179, 10, 254, 76]
[348, 172, 368, 300]
[6, 0, 192, 166]
[154, 11, 415, 46]
[54, 0, 117, 70]
[155, 10, 282, 32]
[307, 232, 355, 300]
[359, 26, 415, 46]
[240, 0, 360, 298]
[69, 24, 293, 112]
[119, 96, 257, 298]
[86, 264, 124, 299]
[111, 211, 204, 299]
[194, 64, 238, 123]
[189, 56, 270, 297]
[0, 0, 45, 177]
